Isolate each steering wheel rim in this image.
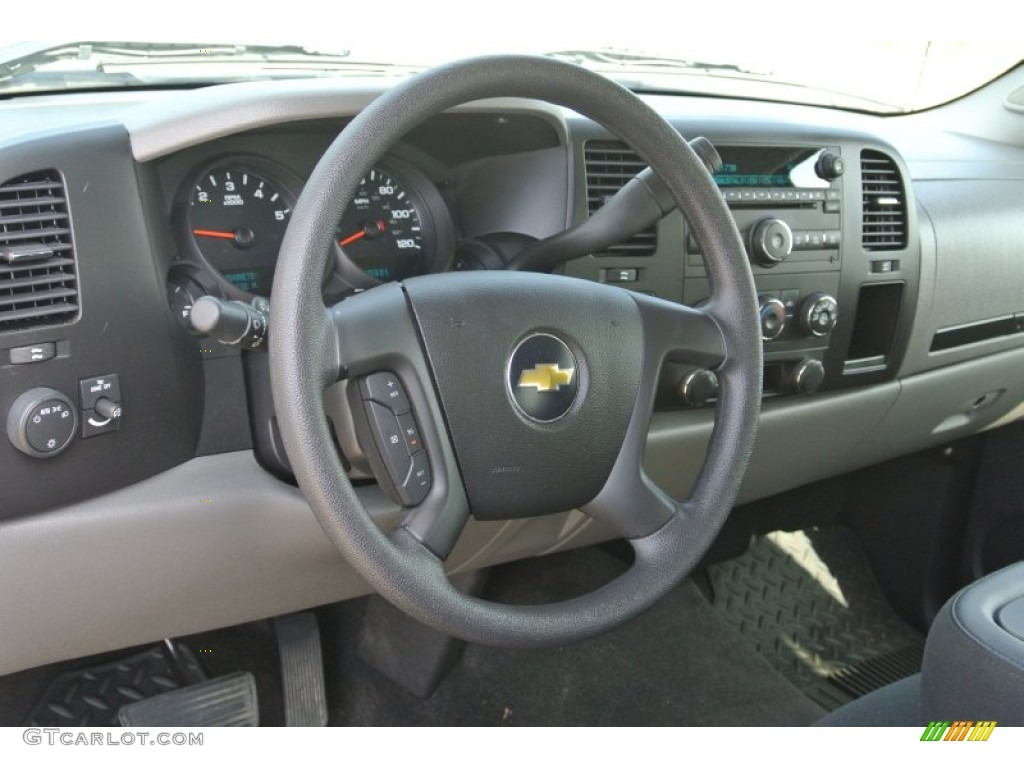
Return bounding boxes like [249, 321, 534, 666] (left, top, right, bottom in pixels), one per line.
[270, 55, 762, 649]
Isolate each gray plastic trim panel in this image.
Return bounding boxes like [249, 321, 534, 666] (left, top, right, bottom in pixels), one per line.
[123, 78, 568, 161]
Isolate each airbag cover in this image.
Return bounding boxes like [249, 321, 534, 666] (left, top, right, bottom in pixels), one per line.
[404, 271, 643, 520]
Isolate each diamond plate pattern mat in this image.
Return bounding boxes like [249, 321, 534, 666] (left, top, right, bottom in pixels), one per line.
[707, 526, 924, 710]
[26, 642, 207, 727]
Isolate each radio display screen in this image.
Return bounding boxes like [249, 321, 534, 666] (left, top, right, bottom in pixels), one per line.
[713, 146, 829, 188]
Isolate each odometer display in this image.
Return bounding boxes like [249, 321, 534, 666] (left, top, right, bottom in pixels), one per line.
[336, 168, 426, 281]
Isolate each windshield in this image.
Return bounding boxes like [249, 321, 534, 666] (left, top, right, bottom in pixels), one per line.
[1, 10, 1019, 114]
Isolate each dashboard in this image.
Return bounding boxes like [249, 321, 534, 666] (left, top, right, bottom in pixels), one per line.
[2, 73, 1024, 675]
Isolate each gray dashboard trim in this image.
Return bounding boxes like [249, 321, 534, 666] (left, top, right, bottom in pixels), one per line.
[0, 451, 370, 675]
[123, 79, 568, 161]
[0, 450, 577, 676]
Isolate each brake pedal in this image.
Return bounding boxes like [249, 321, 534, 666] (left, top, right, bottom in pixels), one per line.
[274, 612, 328, 726]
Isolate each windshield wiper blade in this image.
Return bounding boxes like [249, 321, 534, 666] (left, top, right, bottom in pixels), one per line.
[546, 49, 760, 76]
[0, 40, 354, 82]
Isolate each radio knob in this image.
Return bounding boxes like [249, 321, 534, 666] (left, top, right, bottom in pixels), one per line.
[678, 369, 718, 407]
[758, 295, 787, 341]
[815, 151, 846, 181]
[799, 292, 839, 337]
[791, 359, 826, 395]
[750, 218, 793, 267]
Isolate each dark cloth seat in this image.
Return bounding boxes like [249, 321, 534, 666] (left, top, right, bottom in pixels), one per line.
[817, 562, 1024, 727]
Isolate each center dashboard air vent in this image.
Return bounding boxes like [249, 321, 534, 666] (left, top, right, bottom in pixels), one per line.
[861, 150, 907, 251]
[0, 170, 79, 332]
[584, 140, 657, 256]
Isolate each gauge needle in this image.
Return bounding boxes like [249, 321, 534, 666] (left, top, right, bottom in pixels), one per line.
[193, 229, 237, 240]
[338, 230, 367, 247]
[339, 219, 388, 247]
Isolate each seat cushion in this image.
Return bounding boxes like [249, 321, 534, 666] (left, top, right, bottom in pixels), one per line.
[921, 562, 1024, 726]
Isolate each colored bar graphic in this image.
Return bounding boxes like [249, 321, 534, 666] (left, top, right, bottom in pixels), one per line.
[920, 720, 996, 741]
[921, 721, 950, 741]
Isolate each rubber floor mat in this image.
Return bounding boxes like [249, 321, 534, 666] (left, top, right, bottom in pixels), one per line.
[707, 525, 924, 710]
[25, 641, 207, 727]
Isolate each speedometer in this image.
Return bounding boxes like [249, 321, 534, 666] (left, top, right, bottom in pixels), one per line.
[336, 168, 429, 281]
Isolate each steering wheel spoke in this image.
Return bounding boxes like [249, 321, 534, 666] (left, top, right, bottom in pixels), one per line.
[582, 292, 726, 539]
[632, 292, 727, 369]
[327, 284, 470, 559]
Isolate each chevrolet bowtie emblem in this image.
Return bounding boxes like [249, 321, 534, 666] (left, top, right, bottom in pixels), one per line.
[517, 363, 575, 393]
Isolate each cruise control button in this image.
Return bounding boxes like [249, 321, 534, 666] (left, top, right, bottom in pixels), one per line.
[361, 371, 410, 414]
[366, 401, 413, 485]
[399, 451, 432, 506]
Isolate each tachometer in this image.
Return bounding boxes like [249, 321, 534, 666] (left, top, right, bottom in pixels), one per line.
[182, 159, 297, 297]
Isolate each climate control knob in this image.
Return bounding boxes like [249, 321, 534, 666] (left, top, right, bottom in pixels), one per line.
[750, 218, 793, 267]
[758, 295, 787, 341]
[799, 292, 839, 337]
[7, 387, 78, 458]
[791, 359, 826, 396]
[678, 369, 719, 407]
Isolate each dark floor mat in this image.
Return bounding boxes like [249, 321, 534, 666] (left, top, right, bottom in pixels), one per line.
[4, 621, 284, 727]
[707, 525, 925, 710]
[322, 547, 826, 726]
[25, 642, 206, 727]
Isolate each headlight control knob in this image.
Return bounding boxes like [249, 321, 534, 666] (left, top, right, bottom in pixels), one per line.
[750, 218, 793, 267]
[7, 387, 78, 458]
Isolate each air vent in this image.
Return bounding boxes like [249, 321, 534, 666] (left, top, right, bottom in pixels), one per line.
[0, 170, 79, 331]
[584, 140, 657, 256]
[861, 150, 906, 251]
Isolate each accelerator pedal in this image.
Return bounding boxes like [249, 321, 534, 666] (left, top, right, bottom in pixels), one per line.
[274, 613, 328, 726]
[119, 671, 258, 727]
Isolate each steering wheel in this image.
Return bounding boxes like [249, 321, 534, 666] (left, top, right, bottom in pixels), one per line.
[270, 55, 762, 649]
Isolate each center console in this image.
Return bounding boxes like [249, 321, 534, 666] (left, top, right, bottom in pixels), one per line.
[564, 133, 920, 408]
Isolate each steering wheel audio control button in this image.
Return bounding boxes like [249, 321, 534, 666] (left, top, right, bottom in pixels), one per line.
[399, 451, 432, 507]
[360, 371, 411, 415]
[396, 411, 422, 454]
[365, 401, 413, 485]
